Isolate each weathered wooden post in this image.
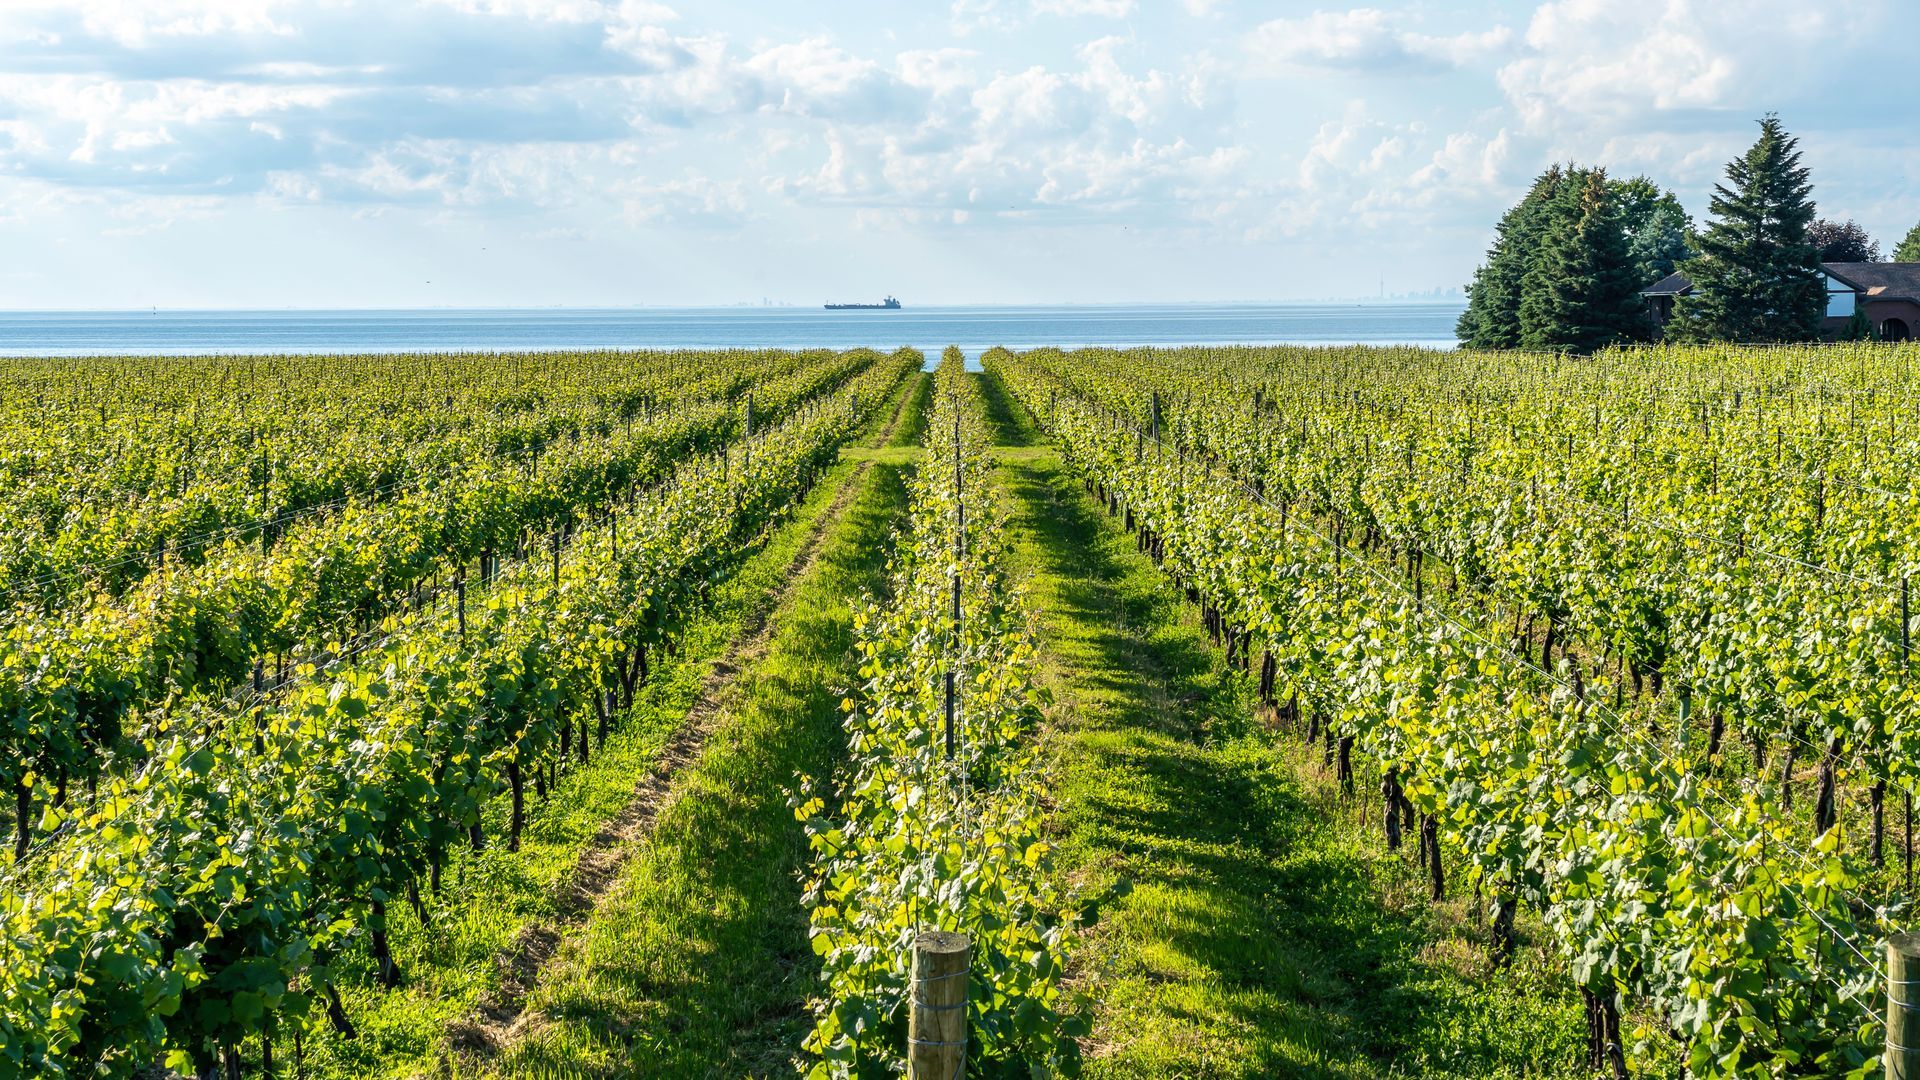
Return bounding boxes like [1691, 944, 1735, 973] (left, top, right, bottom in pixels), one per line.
[1889, 932, 1920, 1079]
[909, 930, 970, 1080]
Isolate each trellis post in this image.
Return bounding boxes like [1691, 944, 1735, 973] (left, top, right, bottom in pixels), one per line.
[1889, 933, 1920, 1077]
[908, 930, 970, 1080]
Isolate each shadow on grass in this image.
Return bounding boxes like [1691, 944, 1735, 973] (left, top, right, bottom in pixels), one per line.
[984, 373, 1581, 1079]
[497, 462, 913, 1078]
[971, 368, 1036, 448]
[887, 372, 935, 448]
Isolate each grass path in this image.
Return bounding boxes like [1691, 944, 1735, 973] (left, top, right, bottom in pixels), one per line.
[488, 453, 911, 1077]
[978, 370, 1585, 1079]
[475, 380, 925, 1076]
[444, 455, 890, 1060]
[298, 372, 924, 1078]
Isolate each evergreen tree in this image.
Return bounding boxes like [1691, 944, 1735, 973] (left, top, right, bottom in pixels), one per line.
[1614, 175, 1694, 285]
[1841, 306, 1878, 341]
[1672, 115, 1825, 343]
[1458, 167, 1569, 349]
[1461, 169, 1689, 349]
[1896, 221, 1920, 263]
[1518, 171, 1585, 349]
[1520, 169, 1645, 352]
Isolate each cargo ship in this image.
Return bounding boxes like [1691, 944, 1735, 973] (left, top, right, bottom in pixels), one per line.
[825, 296, 902, 310]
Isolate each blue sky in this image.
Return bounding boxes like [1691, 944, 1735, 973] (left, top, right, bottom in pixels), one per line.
[0, 0, 1913, 309]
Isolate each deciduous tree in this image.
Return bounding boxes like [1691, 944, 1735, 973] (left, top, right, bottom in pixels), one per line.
[1807, 218, 1881, 262]
[1895, 221, 1920, 262]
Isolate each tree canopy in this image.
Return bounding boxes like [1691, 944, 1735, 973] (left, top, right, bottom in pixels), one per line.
[1807, 218, 1881, 262]
[1671, 115, 1825, 344]
[1458, 167, 1681, 352]
[1897, 221, 1920, 262]
[1518, 169, 1646, 352]
[1614, 176, 1694, 285]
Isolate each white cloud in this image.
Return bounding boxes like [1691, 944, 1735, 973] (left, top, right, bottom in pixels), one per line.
[1033, 0, 1136, 16]
[28, 0, 295, 47]
[894, 48, 979, 98]
[1495, 0, 1871, 131]
[423, 0, 676, 23]
[618, 172, 749, 224]
[742, 38, 923, 123]
[951, 0, 1135, 35]
[1248, 8, 1512, 74]
[0, 0, 1906, 301]
[1409, 128, 1510, 189]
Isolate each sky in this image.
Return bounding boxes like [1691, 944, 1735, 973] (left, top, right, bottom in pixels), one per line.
[0, 0, 1914, 310]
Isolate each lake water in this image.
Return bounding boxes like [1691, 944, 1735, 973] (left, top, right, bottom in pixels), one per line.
[0, 303, 1463, 363]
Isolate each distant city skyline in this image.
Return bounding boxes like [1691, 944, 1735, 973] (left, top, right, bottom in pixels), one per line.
[0, 1, 1913, 309]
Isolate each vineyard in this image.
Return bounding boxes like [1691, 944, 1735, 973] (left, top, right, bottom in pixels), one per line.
[4, 342, 1919, 1078]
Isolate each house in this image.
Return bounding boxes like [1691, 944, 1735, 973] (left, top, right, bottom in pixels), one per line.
[1639, 271, 1692, 337]
[1639, 262, 1920, 341]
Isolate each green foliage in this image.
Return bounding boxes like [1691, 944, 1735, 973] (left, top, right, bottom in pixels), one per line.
[1673, 115, 1827, 343]
[1459, 167, 1567, 350]
[1896, 221, 1920, 263]
[491, 446, 920, 1075]
[797, 350, 1082, 1078]
[1840, 306, 1878, 341]
[1463, 168, 1682, 352]
[1614, 174, 1696, 285]
[980, 398, 1584, 1079]
[0, 347, 889, 867]
[0, 348, 920, 1076]
[988, 341, 1914, 1078]
[1519, 169, 1646, 353]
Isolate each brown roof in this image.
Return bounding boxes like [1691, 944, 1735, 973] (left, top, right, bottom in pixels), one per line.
[1638, 263, 1920, 302]
[1823, 262, 1920, 303]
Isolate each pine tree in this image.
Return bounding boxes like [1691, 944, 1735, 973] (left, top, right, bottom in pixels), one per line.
[1579, 172, 1650, 348]
[1614, 175, 1694, 285]
[1520, 170, 1645, 352]
[1841, 306, 1877, 341]
[1672, 115, 1825, 343]
[1458, 167, 1567, 349]
[1518, 171, 1585, 349]
[1897, 221, 1920, 263]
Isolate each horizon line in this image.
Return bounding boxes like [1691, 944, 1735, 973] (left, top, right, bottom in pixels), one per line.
[0, 298, 1469, 315]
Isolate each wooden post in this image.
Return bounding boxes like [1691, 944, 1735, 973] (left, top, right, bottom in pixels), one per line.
[1889, 932, 1920, 1079]
[909, 930, 970, 1080]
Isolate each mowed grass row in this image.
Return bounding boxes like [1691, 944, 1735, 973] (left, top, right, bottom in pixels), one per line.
[492, 456, 914, 1076]
[302, 373, 927, 1077]
[977, 369, 1587, 1079]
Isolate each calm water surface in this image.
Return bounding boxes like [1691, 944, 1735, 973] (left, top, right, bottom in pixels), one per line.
[0, 303, 1462, 362]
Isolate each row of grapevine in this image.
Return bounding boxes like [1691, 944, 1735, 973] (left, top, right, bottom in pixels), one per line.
[993, 345, 1920, 874]
[0, 350, 918, 1078]
[987, 345, 1905, 1078]
[795, 351, 1083, 1077]
[0, 349, 888, 863]
[0, 349, 820, 605]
